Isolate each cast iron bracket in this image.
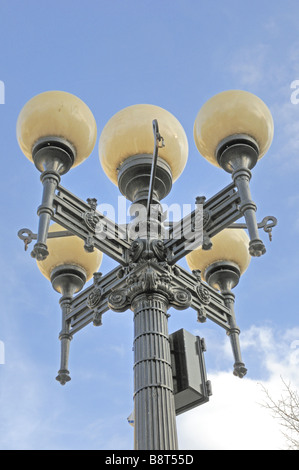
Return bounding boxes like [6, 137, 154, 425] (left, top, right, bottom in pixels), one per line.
[17, 118, 277, 385]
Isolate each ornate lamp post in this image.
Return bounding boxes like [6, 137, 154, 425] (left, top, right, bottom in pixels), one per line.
[17, 89, 277, 450]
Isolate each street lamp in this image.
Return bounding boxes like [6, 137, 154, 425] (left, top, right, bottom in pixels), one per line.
[36, 222, 103, 385]
[186, 227, 251, 379]
[17, 89, 277, 450]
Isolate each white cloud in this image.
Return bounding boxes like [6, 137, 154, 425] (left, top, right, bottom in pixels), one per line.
[177, 325, 299, 450]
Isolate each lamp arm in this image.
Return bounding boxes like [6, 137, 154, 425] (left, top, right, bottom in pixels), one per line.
[162, 176, 277, 265]
[28, 138, 76, 261]
[52, 184, 131, 265]
[18, 186, 132, 266]
[56, 294, 73, 385]
[62, 266, 127, 336]
[222, 289, 247, 379]
[164, 182, 242, 264]
[30, 168, 61, 261]
[232, 167, 266, 256]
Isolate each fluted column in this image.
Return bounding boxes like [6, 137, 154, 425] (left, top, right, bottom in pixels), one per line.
[132, 293, 178, 450]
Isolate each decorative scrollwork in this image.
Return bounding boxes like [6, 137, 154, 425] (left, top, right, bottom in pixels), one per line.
[171, 288, 192, 310]
[83, 211, 101, 232]
[129, 239, 144, 263]
[197, 285, 211, 305]
[129, 238, 167, 264]
[82, 198, 102, 233]
[87, 287, 102, 309]
[109, 260, 194, 312]
[108, 290, 128, 312]
[126, 266, 159, 297]
[151, 239, 166, 261]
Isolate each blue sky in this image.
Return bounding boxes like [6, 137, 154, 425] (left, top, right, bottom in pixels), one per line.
[0, 0, 299, 450]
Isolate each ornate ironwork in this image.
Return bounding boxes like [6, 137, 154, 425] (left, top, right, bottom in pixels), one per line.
[17, 115, 277, 451]
[197, 285, 211, 305]
[87, 287, 102, 309]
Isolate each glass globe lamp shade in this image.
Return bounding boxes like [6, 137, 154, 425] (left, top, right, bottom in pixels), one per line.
[193, 90, 274, 167]
[36, 223, 103, 286]
[16, 91, 97, 168]
[186, 228, 251, 281]
[98, 104, 188, 185]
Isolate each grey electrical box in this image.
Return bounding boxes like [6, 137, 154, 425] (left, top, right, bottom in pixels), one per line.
[169, 328, 212, 415]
